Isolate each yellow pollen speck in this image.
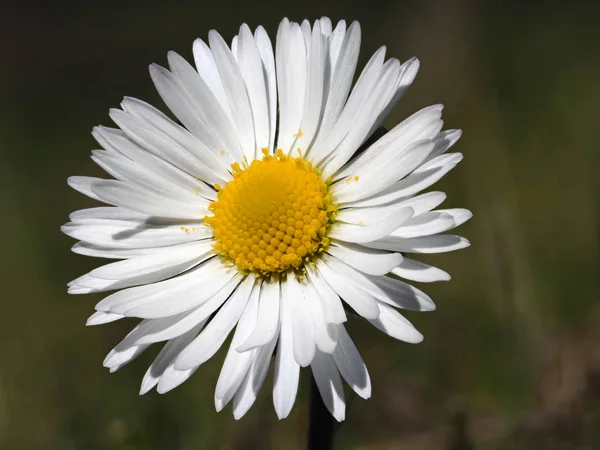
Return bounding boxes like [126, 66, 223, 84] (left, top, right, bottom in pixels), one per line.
[205, 149, 337, 276]
[219, 149, 228, 156]
[345, 175, 360, 184]
[293, 128, 304, 138]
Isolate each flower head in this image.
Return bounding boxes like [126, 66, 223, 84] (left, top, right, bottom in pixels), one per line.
[63, 17, 471, 421]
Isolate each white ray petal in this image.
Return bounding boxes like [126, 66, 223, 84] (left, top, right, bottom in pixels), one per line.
[120, 96, 231, 182]
[237, 24, 270, 155]
[335, 104, 444, 181]
[214, 283, 260, 409]
[110, 107, 225, 185]
[91, 180, 206, 220]
[365, 234, 471, 254]
[346, 153, 463, 208]
[69, 242, 213, 294]
[311, 350, 345, 422]
[321, 253, 435, 312]
[316, 258, 379, 320]
[134, 274, 243, 345]
[192, 38, 234, 124]
[174, 275, 255, 370]
[305, 280, 339, 354]
[208, 31, 256, 161]
[321, 58, 403, 177]
[273, 289, 300, 419]
[62, 220, 211, 250]
[95, 258, 237, 318]
[329, 207, 414, 243]
[333, 326, 371, 399]
[391, 257, 451, 282]
[67, 176, 103, 201]
[331, 139, 435, 203]
[305, 263, 347, 324]
[327, 240, 403, 276]
[86, 311, 124, 326]
[237, 278, 280, 351]
[232, 325, 279, 420]
[368, 302, 423, 343]
[275, 19, 307, 153]
[308, 22, 361, 163]
[425, 129, 462, 162]
[148, 63, 230, 160]
[140, 324, 203, 395]
[368, 57, 421, 134]
[391, 211, 456, 238]
[297, 19, 326, 150]
[254, 26, 277, 152]
[286, 276, 315, 367]
[88, 240, 212, 280]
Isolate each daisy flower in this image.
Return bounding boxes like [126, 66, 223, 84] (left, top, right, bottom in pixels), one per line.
[63, 17, 471, 422]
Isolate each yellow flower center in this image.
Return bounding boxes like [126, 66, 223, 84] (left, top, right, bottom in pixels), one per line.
[205, 149, 337, 276]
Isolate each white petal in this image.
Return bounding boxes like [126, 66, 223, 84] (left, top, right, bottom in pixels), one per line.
[272, 290, 300, 419]
[321, 58, 403, 178]
[297, 20, 326, 150]
[237, 278, 280, 351]
[133, 274, 243, 345]
[103, 322, 152, 370]
[435, 208, 473, 228]
[95, 258, 237, 318]
[254, 26, 277, 151]
[67, 176, 103, 201]
[391, 211, 456, 238]
[304, 280, 339, 354]
[365, 234, 471, 254]
[87, 240, 212, 280]
[174, 275, 254, 370]
[109, 107, 226, 185]
[321, 254, 435, 312]
[329, 207, 414, 243]
[327, 241, 403, 276]
[275, 19, 307, 153]
[139, 324, 203, 395]
[331, 139, 435, 203]
[69, 206, 149, 222]
[286, 276, 315, 367]
[391, 257, 451, 282]
[208, 31, 256, 161]
[308, 22, 361, 163]
[91, 150, 201, 203]
[347, 153, 463, 208]
[232, 327, 278, 420]
[335, 104, 444, 181]
[368, 302, 423, 344]
[333, 326, 371, 399]
[237, 24, 270, 154]
[120, 97, 231, 183]
[310, 350, 345, 422]
[305, 263, 347, 324]
[214, 284, 260, 407]
[425, 129, 462, 162]
[368, 57, 421, 134]
[316, 258, 380, 320]
[156, 365, 197, 394]
[86, 311, 124, 326]
[91, 180, 206, 220]
[63, 220, 211, 250]
[192, 38, 234, 125]
[148, 63, 234, 164]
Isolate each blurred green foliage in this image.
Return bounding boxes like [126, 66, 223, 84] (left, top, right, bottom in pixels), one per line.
[0, 0, 598, 449]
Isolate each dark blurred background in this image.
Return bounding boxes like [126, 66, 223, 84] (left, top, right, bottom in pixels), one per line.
[1, 0, 599, 448]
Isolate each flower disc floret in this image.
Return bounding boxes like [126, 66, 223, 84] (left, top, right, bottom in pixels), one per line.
[205, 149, 337, 276]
